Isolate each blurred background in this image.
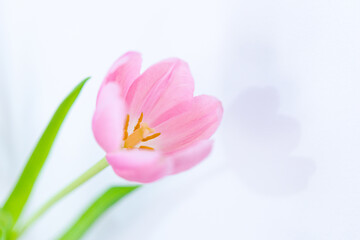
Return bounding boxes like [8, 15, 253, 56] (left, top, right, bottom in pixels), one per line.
[0, 0, 360, 239]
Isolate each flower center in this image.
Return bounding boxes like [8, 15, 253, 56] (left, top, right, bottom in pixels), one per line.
[123, 112, 161, 150]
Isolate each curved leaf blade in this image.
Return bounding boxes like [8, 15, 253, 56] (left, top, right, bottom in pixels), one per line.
[2, 78, 90, 225]
[0, 209, 12, 240]
[59, 186, 139, 240]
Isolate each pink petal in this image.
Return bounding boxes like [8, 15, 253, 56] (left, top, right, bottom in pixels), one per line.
[106, 150, 172, 183]
[92, 82, 126, 153]
[155, 95, 223, 153]
[168, 140, 213, 174]
[125, 58, 194, 124]
[99, 51, 142, 101]
[150, 99, 193, 127]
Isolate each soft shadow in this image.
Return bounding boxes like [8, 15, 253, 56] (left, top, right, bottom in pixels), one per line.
[225, 86, 315, 195]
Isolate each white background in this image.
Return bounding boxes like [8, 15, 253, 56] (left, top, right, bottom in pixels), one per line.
[0, 0, 360, 239]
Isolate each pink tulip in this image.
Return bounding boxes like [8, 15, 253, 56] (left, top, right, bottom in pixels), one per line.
[92, 52, 223, 183]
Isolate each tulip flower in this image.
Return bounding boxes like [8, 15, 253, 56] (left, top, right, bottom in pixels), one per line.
[4, 53, 223, 239]
[92, 52, 223, 183]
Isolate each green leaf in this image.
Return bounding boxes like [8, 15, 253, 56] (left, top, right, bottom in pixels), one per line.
[0, 209, 12, 240]
[58, 186, 140, 240]
[2, 77, 90, 226]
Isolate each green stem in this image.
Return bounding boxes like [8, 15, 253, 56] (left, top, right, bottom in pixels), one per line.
[15, 157, 109, 237]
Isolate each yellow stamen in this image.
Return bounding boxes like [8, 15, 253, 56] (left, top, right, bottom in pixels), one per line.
[142, 132, 161, 142]
[139, 146, 155, 151]
[124, 122, 154, 149]
[123, 114, 130, 140]
[134, 112, 143, 131]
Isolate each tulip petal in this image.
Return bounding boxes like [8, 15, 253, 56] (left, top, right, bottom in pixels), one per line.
[155, 95, 223, 153]
[106, 150, 172, 183]
[125, 58, 194, 124]
[100, 51, 142, 100]
[92, 82, 126, 152]
[168, 140, 213, 174]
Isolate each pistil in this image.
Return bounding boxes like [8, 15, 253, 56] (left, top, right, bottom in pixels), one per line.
[123, 113, 161, 150]
[124, 123, 154, 149]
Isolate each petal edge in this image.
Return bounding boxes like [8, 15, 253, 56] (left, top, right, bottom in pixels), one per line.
[92, 83, 126, 152]
[167, 140, 213, 175]
[106, 150, 172, 183]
